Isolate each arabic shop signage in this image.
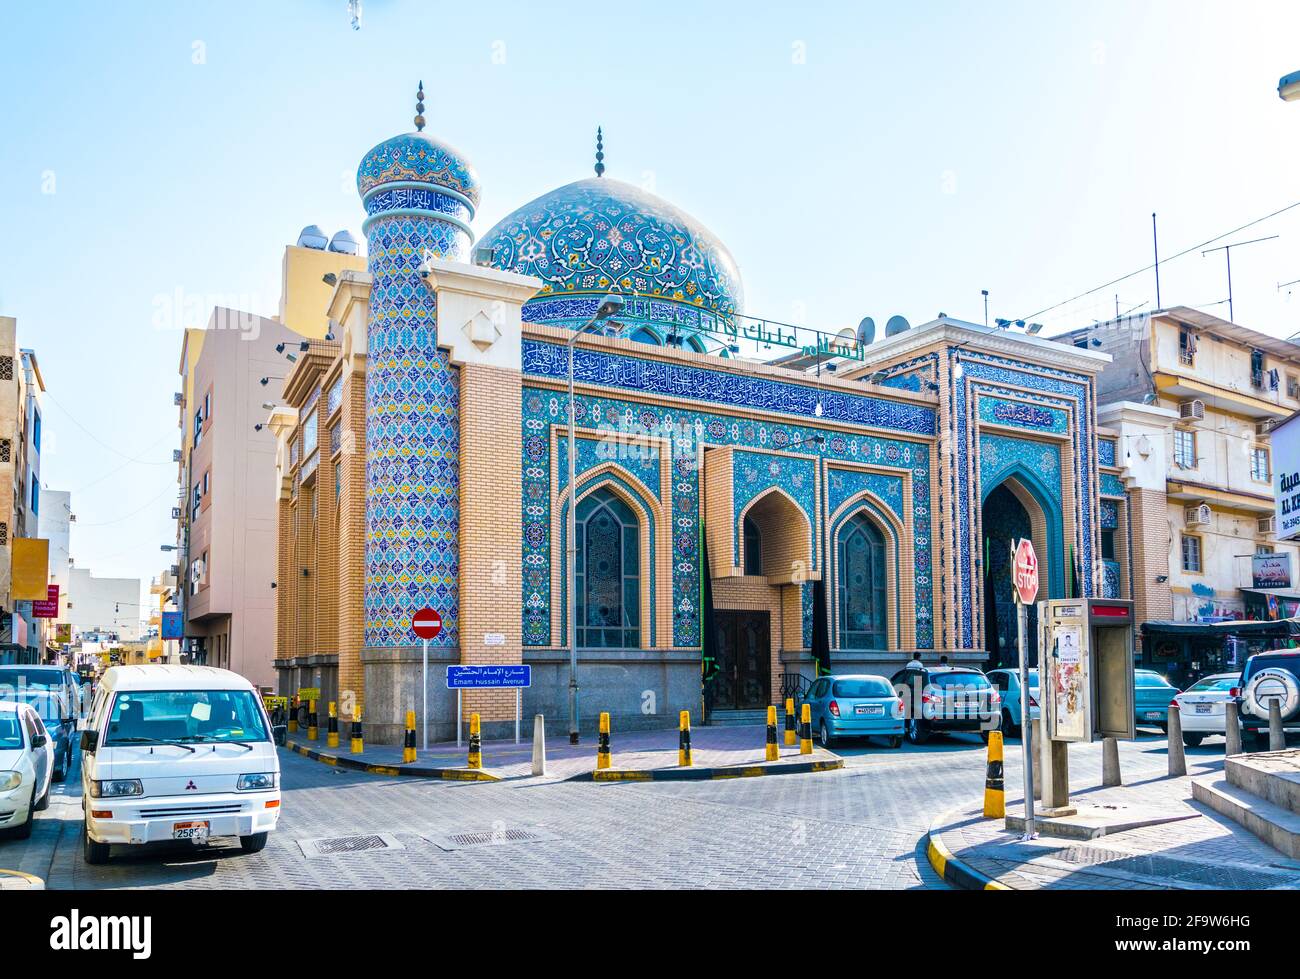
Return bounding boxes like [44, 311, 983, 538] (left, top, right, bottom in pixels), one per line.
[1272, 414, 1300, 542]
[1252, 553, 1292, 589]
[445, 665, 532, 689]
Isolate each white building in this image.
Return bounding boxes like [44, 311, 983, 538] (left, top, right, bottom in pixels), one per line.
[37, 487, 72, 623]
[65, 567, 143, 642]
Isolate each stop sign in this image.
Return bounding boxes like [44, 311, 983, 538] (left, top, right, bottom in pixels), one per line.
[1012, 539, 1039, 605]
[412, 607, 443, 640]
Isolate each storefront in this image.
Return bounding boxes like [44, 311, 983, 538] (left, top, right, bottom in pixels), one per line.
[1140, 618, 1300, 687]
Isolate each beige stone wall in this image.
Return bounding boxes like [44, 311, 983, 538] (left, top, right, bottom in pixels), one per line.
[1129, 486, 1173, 643]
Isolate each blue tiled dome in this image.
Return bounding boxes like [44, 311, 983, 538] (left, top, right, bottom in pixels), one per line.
[480, 178, 743, 327]
[356, 132, 482, 215]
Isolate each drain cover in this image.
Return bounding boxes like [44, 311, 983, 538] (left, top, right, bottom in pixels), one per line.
[426, 826, 560, 851]
[298, 834, 404, 858]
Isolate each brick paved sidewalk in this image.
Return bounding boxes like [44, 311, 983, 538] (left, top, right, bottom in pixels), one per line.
[928, 757, 1300, 890]
[286, 722, 840, 782]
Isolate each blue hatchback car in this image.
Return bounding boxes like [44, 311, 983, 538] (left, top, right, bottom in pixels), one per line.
[805, 674, 905, 749]
[1135, 669, 1179, 731]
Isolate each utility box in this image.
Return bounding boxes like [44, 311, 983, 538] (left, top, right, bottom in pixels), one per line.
[1038, 598, 1135, 743]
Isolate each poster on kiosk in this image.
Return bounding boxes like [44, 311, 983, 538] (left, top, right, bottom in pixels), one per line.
[1039, 597, 1136, 743]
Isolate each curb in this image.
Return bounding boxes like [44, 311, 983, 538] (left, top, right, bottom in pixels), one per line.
[572, 756, 844, 783]
[925, 806, 1013, 891]
[285, 740, 501, 781]
[0, 868, 46, 890]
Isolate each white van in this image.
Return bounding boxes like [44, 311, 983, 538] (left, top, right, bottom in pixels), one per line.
[79, 665, 281, 864]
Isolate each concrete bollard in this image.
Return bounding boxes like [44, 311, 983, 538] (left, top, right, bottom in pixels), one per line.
[1269, 700, 1286, 752]
[326, 702, 339, 749]
[799, 703, 812, 755]
[596, 712, 611, 770]
[1167, 704, 1188, 776]
[1102, 736, 1122, 787]
[679, 710, 692, 767]
[350, 706, 364, 754]
[402, 709, 417, 764]
[531, 714, 546, 776]
[468, 713, 482, 769]
[766, 705, 780, 761]
[983, 730, 1005, 818]
[1225, 700, 1242, 757]
[1031, 718, 1042, 800]
[784, 698, 797, 746]
[307, 700, 319, 742]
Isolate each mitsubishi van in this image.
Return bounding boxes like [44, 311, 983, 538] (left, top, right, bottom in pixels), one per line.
[79, 665, 281, 865]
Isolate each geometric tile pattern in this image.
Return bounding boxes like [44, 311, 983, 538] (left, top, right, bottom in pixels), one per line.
[1100, 473, 1125, 497]
[1098, 438, 1117, 467]
[356, 132, 482, 208]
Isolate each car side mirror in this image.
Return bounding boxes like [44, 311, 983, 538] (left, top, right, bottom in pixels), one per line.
[80, 729, 98, 754]
[31, 733, 47, 749]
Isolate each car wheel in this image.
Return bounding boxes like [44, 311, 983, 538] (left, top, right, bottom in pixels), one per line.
[889, 735, 903, 749]
[34, 777, 50, 812]
[1182, 733, 1204, 748]
[1001, 709, 1019, 737]
[82, 818, 110, 865]
[239, 832, 269, 854]
[905, 718, 930, 745]
[52, 755, 67, 783]
[819, 721, 836, 749]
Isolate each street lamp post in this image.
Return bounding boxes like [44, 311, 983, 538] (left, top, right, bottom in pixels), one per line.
[567, 294, 626, 744]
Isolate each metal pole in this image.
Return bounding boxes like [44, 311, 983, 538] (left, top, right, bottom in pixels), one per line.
[1226, 246, 1234, 323]
[457, 689, 462, 749]
[567, 334, 580, 745]
[515, 688, 521, 745]
[1152, 213, 1161, 310]
[421, 638, 428, 751]
[1017, 598, 1036, 840]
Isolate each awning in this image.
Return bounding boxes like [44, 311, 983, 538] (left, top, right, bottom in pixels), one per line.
[1141, 617, 1300, 639]
[1240, 588, 1300, 602]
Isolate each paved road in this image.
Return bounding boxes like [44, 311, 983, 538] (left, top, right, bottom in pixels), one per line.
[0, 727, 1219, 889]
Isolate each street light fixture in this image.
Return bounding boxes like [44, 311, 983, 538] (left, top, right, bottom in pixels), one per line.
[567, 293, 626, 745]
[1280, 70, 1300, 102]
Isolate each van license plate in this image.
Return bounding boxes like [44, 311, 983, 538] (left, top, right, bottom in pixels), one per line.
[173, 821, 209, 842]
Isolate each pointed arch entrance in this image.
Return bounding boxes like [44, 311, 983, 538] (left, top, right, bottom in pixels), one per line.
[981, 473, 1059, 670]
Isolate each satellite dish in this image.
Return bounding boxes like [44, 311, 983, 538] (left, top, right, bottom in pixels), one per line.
[856, 317, 876, 346]
[885, 315, 911, 337]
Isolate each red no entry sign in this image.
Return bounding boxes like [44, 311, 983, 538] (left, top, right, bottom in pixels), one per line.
[1012, 539, 1039, 606]
[412, 607, 443, 640]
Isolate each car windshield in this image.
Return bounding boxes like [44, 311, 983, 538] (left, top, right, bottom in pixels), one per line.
[832, 678, 893, 698]
[0, 712, 22, 750]
[1185, 676, 1238, 693]
[1135, 673, 1170, 687]
[104, 689, 270, 746]
[0, 668, 63, 697]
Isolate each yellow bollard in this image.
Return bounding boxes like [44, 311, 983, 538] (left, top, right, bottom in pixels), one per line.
[468, 713, 482, 769]
[766, 705, 780, 761]
[784, 697, 797, 746]
[597, 712, 611, 770]
[679, 710, 692, 767]
[983, 730, 1005, 818]
[350, 706, 364, 754]
[402, 709, 417, 764]
[307, 699, 319, 742]
[326, 702, 339, 749]
[288, 696, 299, 734]
[800, 703, 813, 755]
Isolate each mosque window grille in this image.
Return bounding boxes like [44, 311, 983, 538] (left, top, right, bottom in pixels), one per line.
[575, 488, 641, 649]
[0, 357, 11, 381]
[0, 522, 7, 546]
[837, 512, 888, 650]
[327, 376, 344, 417]
[0, 438, 9, 463]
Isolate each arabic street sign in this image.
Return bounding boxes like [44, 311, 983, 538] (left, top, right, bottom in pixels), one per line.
[445, 665, 531, 689]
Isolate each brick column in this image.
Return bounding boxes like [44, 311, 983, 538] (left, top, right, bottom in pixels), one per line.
[1128, 486, 1172, 648]
[337, 369, 368, 708]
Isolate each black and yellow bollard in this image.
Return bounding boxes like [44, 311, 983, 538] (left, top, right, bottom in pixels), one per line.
[288, 696, 299, 734]
[799, 703, 813, 755]
[307, 700, 319, 742]
[326, 702, 339, 749]
[402, 709, 417, 764]
[468, 713, 482, 770]
[679, 710, 692, 767]
[983, 730, 1005, 818]
[597, 712, 611, 770]
[350, 706, 364, 754]
[766, 705, 780, 761]
[784, 697, 797, 746]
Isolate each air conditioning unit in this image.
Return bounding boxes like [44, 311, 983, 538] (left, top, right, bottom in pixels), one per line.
[1185, 504, 1212, 527]
[1256, 420, 1275, 437]
[1259, 516, 1276, 534]
[1178, 400, 1205, 422]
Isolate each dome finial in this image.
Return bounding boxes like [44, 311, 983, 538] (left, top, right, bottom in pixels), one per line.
[594, 126, 605, 177]
[414, 80, 426, 132]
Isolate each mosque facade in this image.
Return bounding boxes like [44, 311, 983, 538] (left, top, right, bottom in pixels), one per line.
[270, 92, 1131, 744]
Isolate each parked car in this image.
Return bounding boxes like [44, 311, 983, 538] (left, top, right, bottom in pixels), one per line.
[0, 701, 55, 839]
[890, 666, 1001, 745]
[79, 665, 281, 865]
[1134, 669, 1179, 732]
[985, 668, 1040, 736]
[804, 674, 904, 749]
[0, 665, 77, 781]
[1235, 650, 1300, 748]
[1171, 672, 1239, 746]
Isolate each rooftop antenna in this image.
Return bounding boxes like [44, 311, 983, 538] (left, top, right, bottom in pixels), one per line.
[1152, 213, 1161, 311]
[1201, 235, 1279, 324]
[594, 127, 605, 177]
[414, 81, 426, 132]
[981, 290, 989, 328]
[348, 0, 362, 30]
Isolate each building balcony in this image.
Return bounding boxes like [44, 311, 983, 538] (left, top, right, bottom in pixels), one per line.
[1155, 370, 1293, 420]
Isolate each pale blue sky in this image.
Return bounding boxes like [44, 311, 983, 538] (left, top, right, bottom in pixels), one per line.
[3, 0, 1300, 598]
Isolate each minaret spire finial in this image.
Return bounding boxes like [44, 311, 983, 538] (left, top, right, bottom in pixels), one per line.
[594, 126, 605, 177]
[414, 80, 426, 132]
